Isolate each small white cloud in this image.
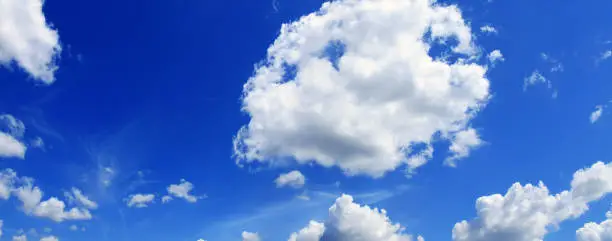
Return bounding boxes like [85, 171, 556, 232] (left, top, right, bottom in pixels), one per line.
[126, 194, 155, 208]
[275, 171, 306, 189]
[39, 236, 58, 241]
[0, 0, 62, 83]
[30, 137, 44, 150]
[524, 70, 552, 91]
[242, 231, 261, 241]
[165, 179, 203, 203]
[161, 195, 173, 203]
[445, 128, 483, 167]
[0, 169, 17, 199]
[65, 188, 98, 210]
[0, 220, 3, 238]
[591, 105, 605, 123]
[288, 221, 325, 241]
[599, 50, 612, 63]
[0, 115, 25, 138]
[69, 225, 77, 231]
[13, 235, 27, 241]
[487, 50, 504, 65]
[540, 53, 564, 72]
[480, 25, 497, 34]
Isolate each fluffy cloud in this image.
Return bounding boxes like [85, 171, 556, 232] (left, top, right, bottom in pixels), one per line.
[126, 194, 155, 208]
[163, 179, 202, 203]
[445, 128, 482, 167]
[487, 50, 504, 65]
[39, 236, 58, 241]
[0, 0, 61, 83]
[289, 194, 423, 241]
[6, 172, 94, 222]
[275, 171, 306, 189]
[242, 231, 261, 241]
[577, 211, 612, 241]
[0, 132, 26, 159]
[234, 0, 490, 177]
[591, 105, 605, 123]
[524, 70, 551, 91]
[453, 161, 612, 241]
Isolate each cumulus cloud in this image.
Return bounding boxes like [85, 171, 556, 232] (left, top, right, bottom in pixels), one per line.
[453, 161, 612, 241]
[0, 0, 62, 83]
[577, 211, 612, 241]
[8, 173, 94, 222]
[289, 194, 423, 241]
[126, 194, 155, 208]
[480, 25, 497, 34]
[445, 128, 482, 167]
[275, 171, 306, 189]
[591, 105, 605, 123]
[242, 231, 261, 241]
[234, 0, 490, 177]
[0, 169, 17, 199]
[0, 115, 28, 159]
[487, 50, 504, 65]
[163, 179, 202, 203]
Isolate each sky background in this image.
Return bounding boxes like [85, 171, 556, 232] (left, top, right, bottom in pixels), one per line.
[2, 0, 612, 241]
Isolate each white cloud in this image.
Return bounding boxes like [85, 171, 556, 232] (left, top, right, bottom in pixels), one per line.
[487, 50, 504, 65]
[126, 194, 155, 208]
[234, 0, 490, 177]
[0, 115, 25, 138]
[0, 169, 17, 199]
[165, 179, 202, 203]
[242, 231, 261, 241]
[445, 128, 483, 167]
[13, 235, 27, 241]
[577, 211, 612, 241]
[289, 194, 423, 241]
[599, 50, 612, 63]
[0, 0, 62, 83]
[0, 220, 3, 238]
[540, 53, 564, 72]
[65, 188, 98, 210]
[69, 225, 77, 231]
[453, 161, 612, 241]
[13, 176, 93, 222]
[524, 70, 552, 91]
[39, 236, 58, 241]
[480, 25, 497, 34]
[161, 195, 172, 203]
[0, 132, 26, 159]
[288, 221, 325, 241]
[275, 171, 306, 189]
[591, 105, 605, 123]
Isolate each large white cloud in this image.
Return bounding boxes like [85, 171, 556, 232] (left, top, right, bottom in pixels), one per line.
[577, 211, 612, 241]
[453, 161, 612, 241]
[0, 0, 61, 83]
[289, 194, 423, 241]
[233, 0, 490, 177]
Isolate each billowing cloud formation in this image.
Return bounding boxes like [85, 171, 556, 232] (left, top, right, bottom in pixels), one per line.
[453, 161, 612, 241]
[1, 170, 94, 222]
[577, 211, 612, 241]
[242, 231, 261, 241]
[275, 171, 306, 189]
[234, 0, 490, 177]
[162, 179, 202, 203]
[289, 194, 423, 241]
[126, 194, 155, 208]
[0, 0, 62, 83]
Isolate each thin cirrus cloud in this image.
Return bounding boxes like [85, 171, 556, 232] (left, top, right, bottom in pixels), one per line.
[233, 0, 491, 178]
[453, 161, 612, 241]
[0, 0, 62, 83]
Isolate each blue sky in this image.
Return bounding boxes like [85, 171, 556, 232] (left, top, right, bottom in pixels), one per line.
[2, 0, 612, 241]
